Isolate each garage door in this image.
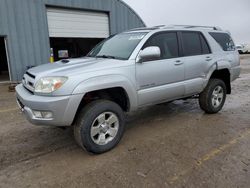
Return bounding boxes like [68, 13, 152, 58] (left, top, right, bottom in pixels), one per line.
[47, 8, 110, 38]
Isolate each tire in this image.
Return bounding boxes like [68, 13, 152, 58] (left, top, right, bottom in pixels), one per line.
[199, 79, 227, 114]
[74, 100, 125, 154]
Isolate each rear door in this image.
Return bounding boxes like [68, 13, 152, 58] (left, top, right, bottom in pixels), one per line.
[136, 32, 185, 106]
[180, 31, 212, 96]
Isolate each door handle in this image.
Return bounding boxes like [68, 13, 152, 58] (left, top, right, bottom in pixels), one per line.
[206, 57, 212, 61]
[174, 60, 183, 65]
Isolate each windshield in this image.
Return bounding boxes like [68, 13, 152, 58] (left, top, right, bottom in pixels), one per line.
[87, 32, 147, 60]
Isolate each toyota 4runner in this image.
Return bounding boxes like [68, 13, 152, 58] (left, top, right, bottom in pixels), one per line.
[16, 25, 241, 154]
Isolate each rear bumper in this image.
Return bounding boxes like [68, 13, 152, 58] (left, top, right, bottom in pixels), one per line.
[15, 84, 83, 126]
[230, 66, 241, 82]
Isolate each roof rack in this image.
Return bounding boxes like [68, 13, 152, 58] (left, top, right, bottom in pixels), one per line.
[127, 24, 222, 32]
[128, 25, 166, 32]
[169, 25, 222, 31]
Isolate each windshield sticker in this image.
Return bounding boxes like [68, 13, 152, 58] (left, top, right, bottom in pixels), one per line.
[129, 35, 145, 40]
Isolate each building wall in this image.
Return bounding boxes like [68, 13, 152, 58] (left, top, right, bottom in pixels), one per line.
[0, 0, 145, 81]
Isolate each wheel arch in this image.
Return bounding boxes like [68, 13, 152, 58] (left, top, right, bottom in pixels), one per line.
[72, 75, 138, 118]
[209, 68, 231, 94]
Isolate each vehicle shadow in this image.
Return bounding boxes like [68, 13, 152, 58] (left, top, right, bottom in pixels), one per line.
[125, 99, 201, 130]
[0, 99, 202, 170]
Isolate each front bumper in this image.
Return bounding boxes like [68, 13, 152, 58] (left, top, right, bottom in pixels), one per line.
[15, 84, 83, 126]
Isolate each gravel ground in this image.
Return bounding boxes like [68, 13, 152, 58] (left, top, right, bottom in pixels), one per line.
[0, 55, 250, 188]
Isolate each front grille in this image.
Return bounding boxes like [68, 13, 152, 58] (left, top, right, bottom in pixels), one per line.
[23, 73, 35, 94]
[28, 81, 34, 87]
[26, 71, 36, 79]
[23, 85, 34, 94]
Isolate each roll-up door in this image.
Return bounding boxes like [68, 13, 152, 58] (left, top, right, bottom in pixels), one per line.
[47, 8, 110, 38]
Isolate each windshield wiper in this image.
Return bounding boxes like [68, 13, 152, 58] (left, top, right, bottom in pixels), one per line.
[96, 55, 117, 59]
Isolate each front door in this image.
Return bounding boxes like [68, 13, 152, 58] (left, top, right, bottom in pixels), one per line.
[136, 32, 185, 106]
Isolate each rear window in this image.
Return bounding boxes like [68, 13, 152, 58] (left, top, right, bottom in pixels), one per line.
[209, 32, 235, 51]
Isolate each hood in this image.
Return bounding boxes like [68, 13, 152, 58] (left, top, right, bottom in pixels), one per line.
[27, 57, 127, 77]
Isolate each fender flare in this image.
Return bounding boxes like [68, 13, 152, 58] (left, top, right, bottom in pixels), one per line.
[72, 74, 138, 111]
[215, 60, 231, 70]
[204, 60, 231, 93]
[206, 60, 231, 80]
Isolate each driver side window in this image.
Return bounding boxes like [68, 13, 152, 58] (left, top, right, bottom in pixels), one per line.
[143, 32, 179, 60]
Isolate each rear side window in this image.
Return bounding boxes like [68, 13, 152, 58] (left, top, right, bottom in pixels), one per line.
[209, 32, 235, 51]
[200, 34, 211, 54]
[181, 32, 210, 56]
[182, 32, 202, 56]
[143, 32, 179, 59]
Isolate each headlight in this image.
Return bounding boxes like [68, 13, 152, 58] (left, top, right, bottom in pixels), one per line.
[34, 77, 68, 93]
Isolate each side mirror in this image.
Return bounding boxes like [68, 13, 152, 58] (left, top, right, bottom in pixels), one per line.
[137, 46, 161, 63]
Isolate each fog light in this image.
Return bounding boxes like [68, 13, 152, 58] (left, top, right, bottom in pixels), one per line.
[33, 111, 43, 118]
[41, 111, 53, 119]
[33, 110, 53, 119]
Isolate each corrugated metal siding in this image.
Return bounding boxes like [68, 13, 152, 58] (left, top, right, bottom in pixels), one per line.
[0, 0, 145, 81]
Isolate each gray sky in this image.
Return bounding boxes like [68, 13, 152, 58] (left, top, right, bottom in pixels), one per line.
[123, 0, 250, 44]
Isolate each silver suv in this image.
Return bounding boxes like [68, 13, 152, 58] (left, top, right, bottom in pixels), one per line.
[16, 25, 241, 154]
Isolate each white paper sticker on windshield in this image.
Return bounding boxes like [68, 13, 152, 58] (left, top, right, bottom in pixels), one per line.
[129, 35, 145, 40]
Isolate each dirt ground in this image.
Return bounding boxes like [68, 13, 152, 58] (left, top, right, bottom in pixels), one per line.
[0, 55, 250, 188]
